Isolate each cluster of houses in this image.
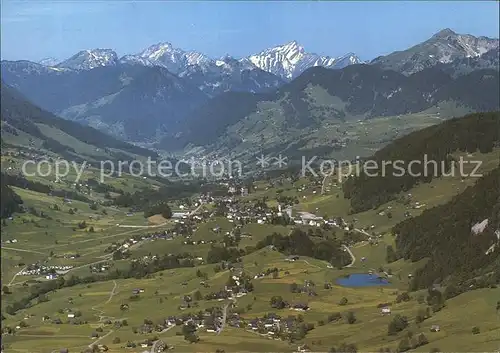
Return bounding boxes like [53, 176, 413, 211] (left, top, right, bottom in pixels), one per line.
[227, 185, 249, 196]
[89, 262, 112, 273]
[130, 309, 226, 335]
[218, 199, 280, 225]
[134, 339, 166, 351]
[111, 205, 220, 257]
[202, 274, 251, 302]
[18, 264, 73, 278]
[291, 214, 352, 230]
[131, 288, 146, 295]
[245, 312, 310, 338]
[289, 280, 319, 297]
[2, 150, 50, 162]
[125, 303, 316, 340]
[41, 308, 86, 325]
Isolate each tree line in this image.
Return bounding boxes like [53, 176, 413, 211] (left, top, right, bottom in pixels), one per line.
[343, 111, 500, 212]
[393, 166, 500, 289]
[4, 253, 194, 316]
[255, 228, 351, 268]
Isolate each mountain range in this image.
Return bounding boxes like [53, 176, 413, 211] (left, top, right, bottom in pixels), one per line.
[1, 28, 498, 157]
[170, 65, 499, 159]
[32, 28, 499, 80]
[248, 40, 362, 80]
[44, 40, 362, 82]
[1, 61, 208, 141]
[371, 28, 498, 75]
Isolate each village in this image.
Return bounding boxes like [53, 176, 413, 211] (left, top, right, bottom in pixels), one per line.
[2, 149, 482, 353]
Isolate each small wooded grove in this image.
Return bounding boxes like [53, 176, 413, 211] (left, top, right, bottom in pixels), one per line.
[0, 182, 23, 219]
[5, 253, 195, 316]
[343, 111, 500, 212]
[393, 166, 500, 289]
[255, 228, 352, 268]
[1, 172, 92, 204]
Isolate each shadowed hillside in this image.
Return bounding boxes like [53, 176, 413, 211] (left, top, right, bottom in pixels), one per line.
[1, 83, 157, 161]
[394, 166, 500, 290]
[343, 111, 500, 212]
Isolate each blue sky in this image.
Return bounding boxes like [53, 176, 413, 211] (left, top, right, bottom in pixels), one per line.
[1, 1, 499, 62]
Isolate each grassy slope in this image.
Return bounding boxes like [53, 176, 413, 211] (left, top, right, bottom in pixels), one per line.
[2, 151, 499, 352]
[296, 148, 500, 233]
[189, 79, 475, 163]
[3, 245, 498, 352]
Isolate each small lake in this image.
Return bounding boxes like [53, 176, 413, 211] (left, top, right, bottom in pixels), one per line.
[336, 273, 389, 287]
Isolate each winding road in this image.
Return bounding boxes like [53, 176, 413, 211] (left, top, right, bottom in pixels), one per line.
[105, 280, 118, 304]
[88, 280, 118, 348]
[2, 247, 45, 254]
[343, 245, 356, 268]
[321, 174, 329, 195]
[150, 326, 174, 353]
[118, 223, 167, 229]
[7, 266, 27, 286]
[88, 329, 114, 348]
[302, 259, 321, 269]
[189, 202, 204, 216]
[218, 297, 236, 335]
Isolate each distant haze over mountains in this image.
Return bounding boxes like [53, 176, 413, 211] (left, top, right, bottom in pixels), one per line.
[1, 28, 498, 155]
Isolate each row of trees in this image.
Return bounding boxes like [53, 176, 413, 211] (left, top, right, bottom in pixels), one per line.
[143, 201, 172, 219]
[394, 167, 500, 289]
[343, 111, 500, 212]
[255, 229, 351, 268]
[113, 181, 202, 212]
[0, 181, 23, 219]
[4, 253, 194, 316]
[2, 172, 92, 204]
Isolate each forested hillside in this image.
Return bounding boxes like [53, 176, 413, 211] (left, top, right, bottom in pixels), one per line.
[0, 181, 23, 219]
[343, 111, 500, 212]
[1, 83, 157, 159]
[162, 91, 274, 149]
[162, 65, 499, 159]
[393, 167, 500, 289]
[277, 65, 499, 119]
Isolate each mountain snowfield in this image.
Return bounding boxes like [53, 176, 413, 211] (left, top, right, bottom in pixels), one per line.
[371, 28, 499, 75]
[2, 28, 498, 148]
[127, 42, 212, 74]
[37, 29, 499, 80]
[38, 40, 362, 82]
[56, 49, 119, 70]
[248, 40, 362, 80]
[38, 57, 60, 67]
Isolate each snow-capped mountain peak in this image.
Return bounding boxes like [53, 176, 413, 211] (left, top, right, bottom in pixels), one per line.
[118, 54, 156, 67]
[54, 40, 362, 80]
[371, 28, 499, 74]
[139, 42, 175, 61]
[248, 41, 361, 80]
[123, 42, 211, 74]
[334, 52, 364, 66]
[276, 40, 304, 55]
[38, 57, 60, 67]
[56, 49, 118, 70]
